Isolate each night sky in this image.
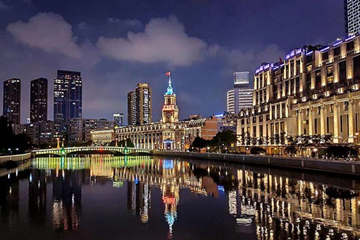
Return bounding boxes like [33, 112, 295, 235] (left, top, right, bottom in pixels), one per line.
[0, 0, 344, 123]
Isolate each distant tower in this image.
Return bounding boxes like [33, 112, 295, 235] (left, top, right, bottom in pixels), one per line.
[113, 113, 124, 127]
[3, 78, 21, 124]
[226, 72, 253, 113]
[345, 0, 360, 36]
[30, 78, 48, 123]
[162, 72, 179, 124]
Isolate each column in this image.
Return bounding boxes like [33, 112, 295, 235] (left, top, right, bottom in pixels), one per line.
[308, 106, 313, 136]
[263, 115, 267, 143]
[256, 117, 260, 145]
[250, 116, 254, 144]
[320, 105, 325, 136]
[333, 103, 339, 143]
[348, 100, 354, 143]
[297, 109, 302, 136]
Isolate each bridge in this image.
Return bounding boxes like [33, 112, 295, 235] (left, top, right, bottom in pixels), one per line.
[32, 146, 151, 157]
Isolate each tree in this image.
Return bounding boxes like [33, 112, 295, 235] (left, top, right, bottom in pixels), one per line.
[250, 147, 266, 155]
[118, 138, 134, 147]
[325, 146, 358, 159]
[191, 137, 207, 151]
[285, 145, 297, 156]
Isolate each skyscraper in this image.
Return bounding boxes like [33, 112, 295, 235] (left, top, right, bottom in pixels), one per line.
[127, 83, 152, 126]
[113, 113, 124, 127]
[127, 91, 136, 126]
[136, 83, 152, 125]
[54, 70, 82, 131]
[345, 0, 360, 36]
[30, 78, 48, 123]
[3, 78, 21, 124]
[226, 72, 253, 114]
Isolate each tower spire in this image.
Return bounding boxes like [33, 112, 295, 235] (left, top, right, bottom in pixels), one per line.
[165, 72, 173, 95]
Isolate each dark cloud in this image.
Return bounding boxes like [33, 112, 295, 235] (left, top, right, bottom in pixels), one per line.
[7, 12, 83, 58]
[97, 16, 208, 67]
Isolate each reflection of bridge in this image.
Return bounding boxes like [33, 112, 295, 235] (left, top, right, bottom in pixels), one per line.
[32, 155, 152, 170]
[32, 146, 151, 157]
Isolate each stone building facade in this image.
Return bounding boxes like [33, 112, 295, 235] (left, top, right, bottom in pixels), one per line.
[237, 34, 360, 154]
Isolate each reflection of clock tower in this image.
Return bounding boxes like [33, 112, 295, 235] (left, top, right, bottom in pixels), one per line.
[162, 72, 179, 124]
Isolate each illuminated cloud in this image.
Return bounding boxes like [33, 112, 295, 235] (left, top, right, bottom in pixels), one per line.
[7, 13, 82, 58]
[97, 16, 207, 66]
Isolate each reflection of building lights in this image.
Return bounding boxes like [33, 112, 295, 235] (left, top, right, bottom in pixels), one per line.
[162, 196, 176, 205]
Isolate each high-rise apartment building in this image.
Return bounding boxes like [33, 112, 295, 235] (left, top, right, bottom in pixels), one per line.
[54, 70, 82, 132]
[226, 72, 253, 114]
[127, 91, 136, 126]
[127, 83, 152, 126]
[136, 83, 152, 125]
[30, 78, 48, 123]
[345, 0, 360, 36]
[3, 78, 21, 124]
[113, 113, 124, 127]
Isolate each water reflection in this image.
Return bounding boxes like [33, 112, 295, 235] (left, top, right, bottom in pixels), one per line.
[0, 156, 360, 239]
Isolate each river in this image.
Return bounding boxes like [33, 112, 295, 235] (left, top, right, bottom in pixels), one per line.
[0, 155, 359, 240]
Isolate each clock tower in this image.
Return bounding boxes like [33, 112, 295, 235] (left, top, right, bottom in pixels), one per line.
[162, 72, 179, 124]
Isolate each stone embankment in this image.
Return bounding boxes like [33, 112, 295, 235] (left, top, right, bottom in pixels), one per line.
[0, 153, 32, 165]
[154, 151, 360, 177]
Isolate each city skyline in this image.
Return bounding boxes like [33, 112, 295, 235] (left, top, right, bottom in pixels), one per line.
[0, 0, 346, 123]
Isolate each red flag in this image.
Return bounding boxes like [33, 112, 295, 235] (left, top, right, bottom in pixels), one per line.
[165, 72, 171, 77]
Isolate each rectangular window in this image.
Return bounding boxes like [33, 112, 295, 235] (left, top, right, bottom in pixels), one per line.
[306, 73, 311, 91]
[296, 60, 300, 75]
[347, 41, 354, 52]
[340, 116, 343, 133]
[339, 61, 347, 83]
[354, 56, 360, 81]
[327, 117, 330, 133]
[327, 65, 334, 83]
[295, 77, 300, 93]
[322, 52, 329, 61]
[334, 47, 340, 56]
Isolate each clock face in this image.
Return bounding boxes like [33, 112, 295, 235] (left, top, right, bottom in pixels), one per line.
[166, 112, 172, 120]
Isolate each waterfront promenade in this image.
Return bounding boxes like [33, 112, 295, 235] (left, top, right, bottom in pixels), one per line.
[154, 151, 360, 177]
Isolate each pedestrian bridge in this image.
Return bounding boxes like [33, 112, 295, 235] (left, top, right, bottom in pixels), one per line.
[32, 146, 151, 157]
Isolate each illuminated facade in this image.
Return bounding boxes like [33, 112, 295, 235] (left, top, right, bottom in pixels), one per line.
[116, 74, 218, 151]
[237, 34, 360, 152]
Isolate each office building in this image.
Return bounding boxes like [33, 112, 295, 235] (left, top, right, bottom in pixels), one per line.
[113, 113, 124, 127]
[345, 0, 360, 36]
[54, 70, 82, 132]
[3, 78, 21, 124]
[226, 72, 253, 114]
[30, 78, 48, 123]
